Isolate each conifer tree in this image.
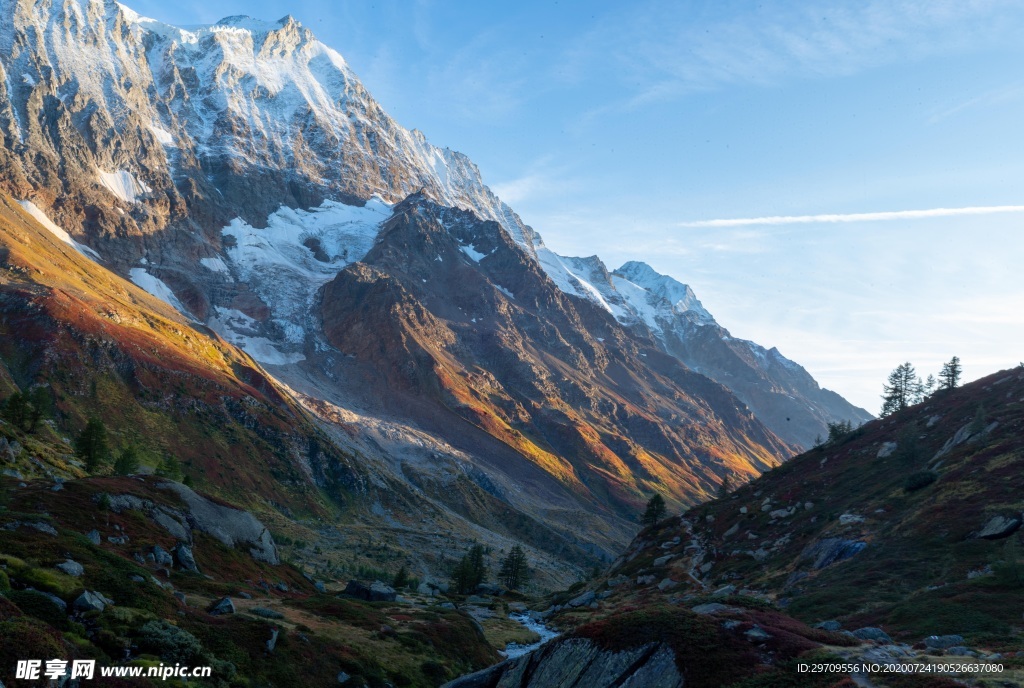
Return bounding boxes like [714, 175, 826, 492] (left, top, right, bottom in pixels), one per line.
[641, 493, 667, 526]
[880, 362, 921, 417]
[76, 418, 110, 473]
[498, 545, 530, 590]
[938, 356, 962, 390]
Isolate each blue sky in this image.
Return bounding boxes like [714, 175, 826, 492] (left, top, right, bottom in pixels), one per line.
[128, 0, 1024, 412]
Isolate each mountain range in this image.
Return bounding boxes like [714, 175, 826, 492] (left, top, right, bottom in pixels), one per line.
[0, 0, 868, 581]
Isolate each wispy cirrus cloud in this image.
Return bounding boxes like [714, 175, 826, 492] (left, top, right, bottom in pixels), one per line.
[564, 0, 1024, 119]
[679, 205, 1024, 228]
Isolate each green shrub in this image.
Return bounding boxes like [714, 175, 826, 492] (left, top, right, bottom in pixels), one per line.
[16, 567, 81, 597]
[0, 617, 66, 673]
[8, 589, 68, 629]
[136, 619, 204, 663]
[903, 471, 937, 492]
[0, 568, 10, 593]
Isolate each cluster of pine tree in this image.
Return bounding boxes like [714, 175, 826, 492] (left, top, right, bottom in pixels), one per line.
[880, 356, 962, 417]
[450, 543, 531, 593]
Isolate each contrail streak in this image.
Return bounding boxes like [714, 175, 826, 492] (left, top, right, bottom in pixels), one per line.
[679, 205, 1024, 227]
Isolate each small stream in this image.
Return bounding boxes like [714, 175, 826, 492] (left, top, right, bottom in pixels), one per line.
[501, 612, 561, 659]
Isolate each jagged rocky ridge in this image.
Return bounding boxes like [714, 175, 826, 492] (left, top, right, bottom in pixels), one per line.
[0, 0, 865, 575]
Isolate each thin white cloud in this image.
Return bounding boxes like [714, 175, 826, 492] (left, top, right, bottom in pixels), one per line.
[679, 205, 1024, 228]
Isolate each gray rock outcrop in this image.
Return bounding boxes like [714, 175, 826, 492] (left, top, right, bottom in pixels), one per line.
[442, 638, 681, 688]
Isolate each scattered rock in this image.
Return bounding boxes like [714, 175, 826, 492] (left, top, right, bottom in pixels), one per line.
[266, 627, 279, 652]
[739, 506, 748, 514]
[723, 524, 739, 538]
[801, 538, 866, 569]
[635, 575, 657, 586]
[692, 603, 740, 615]
[337, 671, 351, 684]
[238, 591, 253, 599]
[107, 535, 129, 545]
[568, 590, 596, 607]
[130, 575, 145, 583]
[946, 646, 976, 657]
[73, 591, 107, 613]
[174, 543, 198, 572]
[26, 521, 58, 536]
[814, 620, 842, 631]
[839, 513, 864, 525]
[657, 578, 678, 591]
[745, 626, 772, 641]
[34, 591, 68, 613]
[852, 627, 892, 643]
[209, 597, 235, 615]
[343, 580, 397, 602]
[653, 554, 674, 566]
[973, 514, 1022, 540]
[925, 635, 965, 650]
[877, 442, 897, 458]
[250, 607, 284, 620]
[275, 582, 289, 593]
[475, 583, 503, 596]
[151, 545, 174, 567]
[55, 560, 84, 577]
[712, 584, 736, 598]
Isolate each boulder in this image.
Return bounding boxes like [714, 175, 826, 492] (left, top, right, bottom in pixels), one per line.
[653, 554, 674, 566]
[568, 590, 595, 607]
[925, 634, 965, 650]
[801, 538, 866, 569]
[342, 580, 396, 602]
[814, 620, 842, 631]
[973, 514, 1022, 540]
[657, 578, 678, 591]
[209, 597, 235, 615]
[852, 627, 892, 643]
[266, 627, 279, 652]
[156, 482, 279, 564]
[745, 626, 772, 641]
[73, 591, 107, 613]
[85, 529, 101, 545]
[877, 442, 897, 458]
[441, 637, 682, 688]
[151, 545, 174, 567]
[174, 543, 199, 572]
[946, 646, 976, 657]
[712, 584, 736, 598]
[475, 583, 503, 596]
[55, 560, 84, 577]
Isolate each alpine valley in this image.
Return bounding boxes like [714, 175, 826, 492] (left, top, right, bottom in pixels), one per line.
[0, 1, 954, 686]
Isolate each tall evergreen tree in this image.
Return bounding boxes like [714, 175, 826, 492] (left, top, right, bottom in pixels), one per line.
[880, 362, 921, 417]
[641, 493, 667, 526]
[113, 445, 141, 475]
[451, 544, 488, 594]
[938, 356, 962, 390]
[498, 545, 530, 590]
[75, 418, 110, 473]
